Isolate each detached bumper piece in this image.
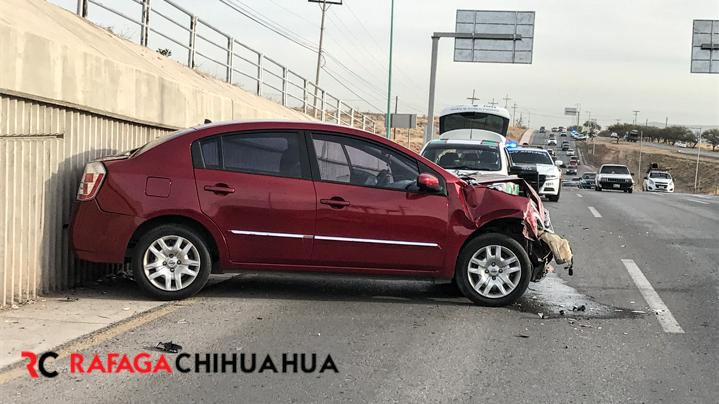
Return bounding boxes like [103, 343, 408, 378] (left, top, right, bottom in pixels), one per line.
[539, 231, 574, 275]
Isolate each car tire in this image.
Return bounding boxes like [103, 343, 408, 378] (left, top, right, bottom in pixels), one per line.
[133, 224, 212, 300]
[455, 233, 532, 307]
[628, 188, 633, 193]
[548, 188, 560, 202]
[595, 186, 602, 192]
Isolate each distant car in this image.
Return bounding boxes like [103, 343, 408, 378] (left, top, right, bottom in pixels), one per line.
[551, 127, 558, 133]
[643, 170, 674, 192]
[539, 127, 546, 133]
[580, 172, 596, 189]
[610, 133, 618, 139]
[596, 164, 634, 192]
[675, 141, 688, 148]
[547, 138, 557, 146]
[566, 167, 577, 175]
[561, 142, 570, 151]
[562, 177, 582, 187]
[560, 132, 567, 137]
[569, 156, 579, 164]
[566, 149, 575, 156]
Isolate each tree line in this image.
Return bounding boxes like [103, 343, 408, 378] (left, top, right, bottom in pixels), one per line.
[603, 124, 719, 151]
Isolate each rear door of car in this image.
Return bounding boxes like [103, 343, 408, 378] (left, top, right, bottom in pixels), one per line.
[307, 131, 448, 272]
[193, 130, 316, 265]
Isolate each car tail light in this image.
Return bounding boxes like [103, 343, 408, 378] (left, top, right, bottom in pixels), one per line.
[76, 162, 106, 201]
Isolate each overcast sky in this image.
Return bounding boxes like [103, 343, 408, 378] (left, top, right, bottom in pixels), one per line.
[53, 0, 719, 128]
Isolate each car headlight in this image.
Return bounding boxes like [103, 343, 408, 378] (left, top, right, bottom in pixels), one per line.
[648, 180, 654, 186]
[546, 174, 559, 180]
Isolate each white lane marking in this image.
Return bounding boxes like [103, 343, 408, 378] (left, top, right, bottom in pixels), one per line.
[685, 198, 709, 205]
[576, 194, 583, 198]
[588, 206, 602, 218]
[621, 259, 685, 334]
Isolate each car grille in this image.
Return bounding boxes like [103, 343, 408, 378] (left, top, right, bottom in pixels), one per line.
[524, 174, 546, 192]
[605, 177, 630, 183]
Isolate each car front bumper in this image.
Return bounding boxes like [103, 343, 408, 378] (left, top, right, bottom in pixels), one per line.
[646, 182, 674, 192]
[538, 178, 560, 196]
[598, 181, 633, 190]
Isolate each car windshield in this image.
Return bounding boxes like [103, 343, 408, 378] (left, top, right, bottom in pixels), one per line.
[650, 172, 671, 179]
[439, 112, 509, 135]
[600, 165, 630, 174]
[422, 144, 501, 171]
[583, 173, 596, 179]
[508, 150, 553, 165]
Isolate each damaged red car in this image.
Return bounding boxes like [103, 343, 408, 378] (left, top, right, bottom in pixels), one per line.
[71, 121, 572, 306]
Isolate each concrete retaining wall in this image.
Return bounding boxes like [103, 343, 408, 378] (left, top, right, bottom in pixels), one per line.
[0, 0, 318, 306]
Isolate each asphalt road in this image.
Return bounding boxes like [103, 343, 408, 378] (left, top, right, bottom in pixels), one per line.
[1, 132, 717, 403]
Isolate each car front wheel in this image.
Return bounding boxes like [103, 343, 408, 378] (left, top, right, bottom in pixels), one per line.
[133, 224, 212, 300]
[595, 186, 602, 191]
[455, 233, 532, 306]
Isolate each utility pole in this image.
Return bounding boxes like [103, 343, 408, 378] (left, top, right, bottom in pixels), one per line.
[694, 128, 702, 193]
[665, 116, 668, 128]
[519, 112, 523, 127]
[467, 89, 480, 105]
[632, 110, 640, 126]
[309, 0, 342, 117]
[527, 111, 531, 129]
[392, 95, 398, 140]
[385, 0, 395, 138]
[512, 103, 518, 126]
[487, 98, 498, 107]
[575, 103, 581, 130]
[502, 94, 511, 109]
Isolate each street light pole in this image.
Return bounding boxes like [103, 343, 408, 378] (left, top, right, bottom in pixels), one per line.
[385, 0, 395, 139]
[694, 128, 702, 193]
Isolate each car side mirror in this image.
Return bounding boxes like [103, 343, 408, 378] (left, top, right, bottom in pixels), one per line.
[508, 165, 524, 176]
[631, 172, 635, 176]
[417, 173, 441, 193]
[643, 176, 647, 180]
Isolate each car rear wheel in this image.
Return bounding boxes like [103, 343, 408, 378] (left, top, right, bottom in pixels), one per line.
[455, 233, 532, 306]
[595, 186, 602, 191]
[133, 224, 211, 300]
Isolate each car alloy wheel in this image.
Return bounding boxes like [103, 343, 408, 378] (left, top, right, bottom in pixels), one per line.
[143, 235, 201, 291]
[455, 233, 532, 306]
[467, 245, 522, 299]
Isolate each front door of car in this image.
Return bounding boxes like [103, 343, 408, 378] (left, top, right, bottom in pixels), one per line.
[193, 131, 316, 265]
[308, 132, 448, 272]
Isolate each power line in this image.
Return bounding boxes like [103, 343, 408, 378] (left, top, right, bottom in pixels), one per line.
[321, 66, 385, 112]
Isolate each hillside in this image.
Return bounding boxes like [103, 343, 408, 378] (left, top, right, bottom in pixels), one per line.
[577, 139, 719, 195]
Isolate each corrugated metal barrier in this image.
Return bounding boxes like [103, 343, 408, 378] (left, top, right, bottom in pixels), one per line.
[0, 92, 172, 307]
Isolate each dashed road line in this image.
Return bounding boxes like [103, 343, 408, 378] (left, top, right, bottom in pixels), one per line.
[576, 194, 583, 198]
[588, 206, 602, 218]
[621, 259, 684, 334]
[685, 198, 709, 205]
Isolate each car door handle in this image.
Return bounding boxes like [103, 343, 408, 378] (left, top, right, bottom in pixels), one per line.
[320, 198, 350, 208]
[204, 184, 235, 194]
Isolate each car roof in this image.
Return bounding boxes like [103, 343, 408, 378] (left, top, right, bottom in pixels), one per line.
[508, 147, 550, 154]
[601, 164, 628, 168]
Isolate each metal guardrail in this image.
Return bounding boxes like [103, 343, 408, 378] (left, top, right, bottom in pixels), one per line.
[72, 0, 378, 133]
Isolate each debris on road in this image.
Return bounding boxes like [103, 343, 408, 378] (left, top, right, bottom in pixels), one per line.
[156, 341, 183, 353]
[538, 312, 546, 319]
[572, 304, 586, 312]
[60, 296, 79, 302]
[515, 334, 530, 338]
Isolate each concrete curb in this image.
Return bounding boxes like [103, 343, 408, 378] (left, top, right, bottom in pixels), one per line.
[519, 129, 534, 144]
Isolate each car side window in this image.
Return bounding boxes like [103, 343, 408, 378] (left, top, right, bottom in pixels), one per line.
[220, 132, 306, 178]
[194, 132, 308, 179]
[311, 133, 419, 191]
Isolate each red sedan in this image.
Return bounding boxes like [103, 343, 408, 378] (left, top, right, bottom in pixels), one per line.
[71, 121, 569, 306]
